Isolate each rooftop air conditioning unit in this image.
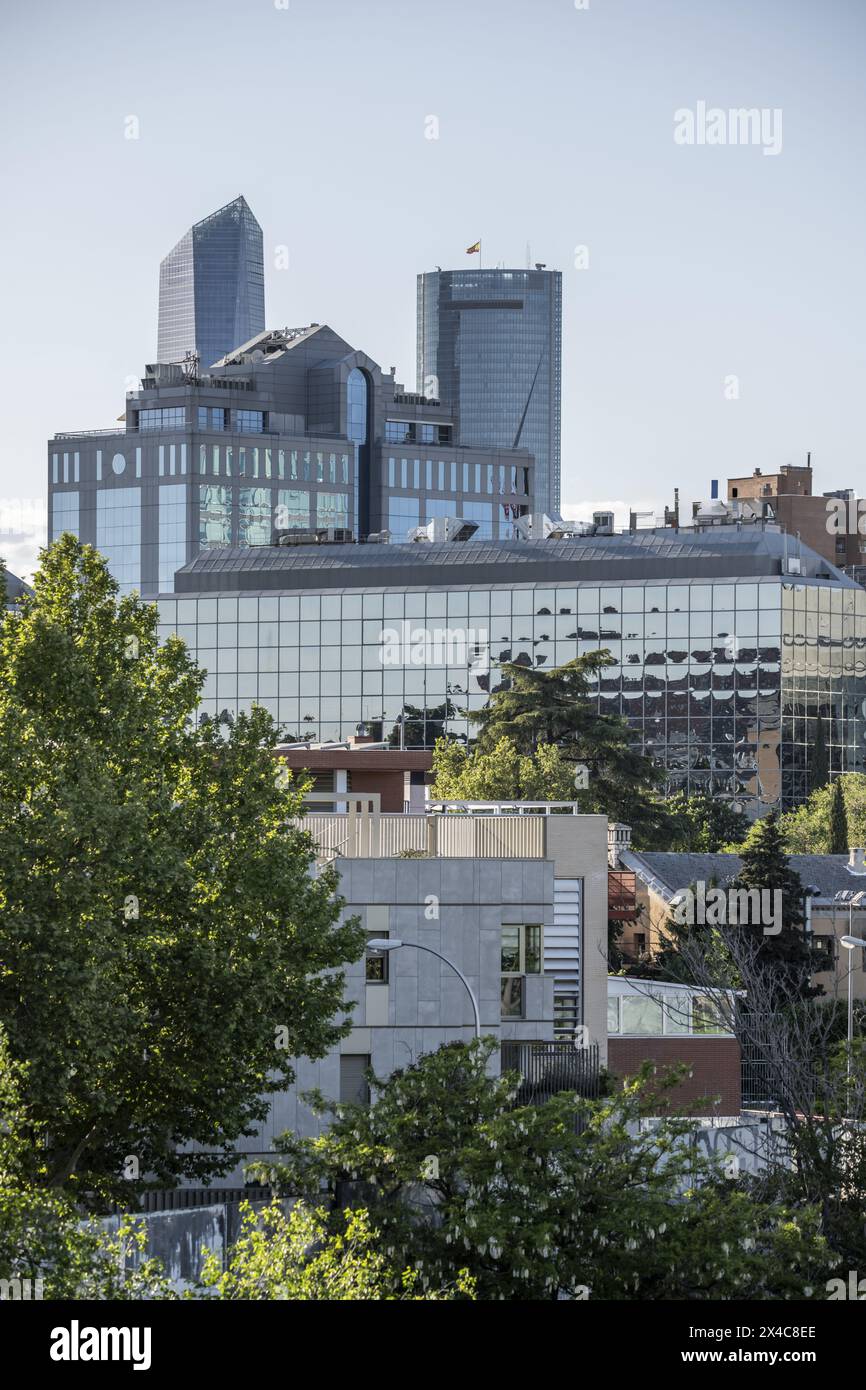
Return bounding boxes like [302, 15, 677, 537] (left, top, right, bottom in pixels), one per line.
[592, 511, 615, 535]
[413, 515, 479, 543]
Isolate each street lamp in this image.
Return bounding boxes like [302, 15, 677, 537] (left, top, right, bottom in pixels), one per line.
[367, 939, 481, 1040]
[840, 926, 866, 1082]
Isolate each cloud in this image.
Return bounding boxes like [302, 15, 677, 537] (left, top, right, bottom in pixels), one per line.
[559, 498, 662, 530]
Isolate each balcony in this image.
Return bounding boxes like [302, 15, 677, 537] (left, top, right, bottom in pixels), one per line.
[501, 1041, 601, 1106]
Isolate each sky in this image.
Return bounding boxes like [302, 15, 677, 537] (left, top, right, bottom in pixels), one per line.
[1, 0, 865, 577]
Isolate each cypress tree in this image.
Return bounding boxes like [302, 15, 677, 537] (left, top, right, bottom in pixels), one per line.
[828, 776, 849, 855]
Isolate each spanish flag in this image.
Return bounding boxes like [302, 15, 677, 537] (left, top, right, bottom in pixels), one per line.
[466, 240, 481, 255]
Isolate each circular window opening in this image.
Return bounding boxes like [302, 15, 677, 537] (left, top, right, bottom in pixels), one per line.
[111, 453, 126, 476]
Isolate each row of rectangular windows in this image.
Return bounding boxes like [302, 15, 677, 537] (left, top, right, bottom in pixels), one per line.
[387, 456, 529, 496]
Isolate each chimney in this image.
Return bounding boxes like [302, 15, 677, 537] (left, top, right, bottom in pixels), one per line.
[848, 847, 866, 875]
[608, 821, 632, 868]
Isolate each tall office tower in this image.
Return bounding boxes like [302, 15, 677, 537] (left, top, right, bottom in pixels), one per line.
[417, 266, 562, 515]
[157, 196, 265, 371]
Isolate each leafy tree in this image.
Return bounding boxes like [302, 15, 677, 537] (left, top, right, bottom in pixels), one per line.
[469, 654, 671, 840]
[809, 718, 830, 793]
[828, 777, 849, 855]
[0, 1027, 174, 1299]
[0, 537, 364, 1205]
[254, 1039, 831, 1301]
[778, 773, 866, 853]
[661, 792, 751, 853]
[730, 813, 819, 1003]
[430, 735, 575, 802]
[194, 1200, 474, 1301]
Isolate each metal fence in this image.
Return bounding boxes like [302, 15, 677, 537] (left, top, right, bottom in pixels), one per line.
[501, 1041, 601, 1107]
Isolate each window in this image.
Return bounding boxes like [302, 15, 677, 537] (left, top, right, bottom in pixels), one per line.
[239, 487, 271, 546]
[692, 994, 726, 1034]
[276, 489, 310, 531]
[199, 485, 233, 548]
[621, 994, 664, 1035]
[158, 483, 186, 590]
[366, 932, 388, 983]
[501, 924, 542, 1018]
[346, 369, 368, 444]
[197, 406, 226, 430]
[339, 1055, 370, 1106]
[234, 409, 264, 433]
[51, 491, 79, 540]
[316, 492, 349, 529]
[97, 488, 141, 594]
[139, 407, 185, 430]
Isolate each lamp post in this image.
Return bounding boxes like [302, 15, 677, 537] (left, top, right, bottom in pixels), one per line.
[367, 939, 481, 1040]
[840, 926, 866, 1083]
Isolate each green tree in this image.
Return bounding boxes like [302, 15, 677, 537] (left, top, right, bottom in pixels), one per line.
[809, 717, 830, 793]
[255, 1039, 831, 1301]
[0, 537, 364, 1204]
[778, 773, 866, 853]
[0, 1026, 174, 1299]
[195, 1200, 474, 1301]
[662, 792, 751, 853]
[731, 813, 819, 1003]
[828, 777, 850, 855]
[469, 654, 671, 840]
[430, 735, 576, 802]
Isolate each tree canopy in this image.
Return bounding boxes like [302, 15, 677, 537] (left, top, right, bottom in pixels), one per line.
[0, 537, 364, 1205]
[469, 653, 672, 839]
[778, 773, 866, 853]
[254, 1039, 832, 1301]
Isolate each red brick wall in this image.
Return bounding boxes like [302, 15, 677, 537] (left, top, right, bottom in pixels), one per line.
[348, 770, 405, 813]
[607, 1037, 741, 1116]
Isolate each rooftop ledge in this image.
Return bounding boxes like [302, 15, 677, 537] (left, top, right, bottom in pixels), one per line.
[294, 797, 598, 860]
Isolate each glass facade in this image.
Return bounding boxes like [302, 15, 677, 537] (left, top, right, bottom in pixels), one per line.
[51, 491, 79, 539]
[157, 196, 265, 371]
[157, 576, 866, 813]
[140, 407, 186, 431]
[239, 487, 272, 546]
[158, 483, 187, 590]
[96, 489, 141, 594]
[198, 485, 232, 548]
[417, 268, 562, 514]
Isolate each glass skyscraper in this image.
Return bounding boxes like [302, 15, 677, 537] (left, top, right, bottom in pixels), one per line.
[157, 196, 265, 370]
[417, 267, 562, 516]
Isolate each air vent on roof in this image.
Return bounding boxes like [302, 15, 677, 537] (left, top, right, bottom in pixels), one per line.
[409, 516, 479, 544]
[274, 527, 353, 547]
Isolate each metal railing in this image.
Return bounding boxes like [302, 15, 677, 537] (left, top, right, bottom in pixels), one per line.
[501, 1041, 601, 1106]
[297, 812, 547, 858]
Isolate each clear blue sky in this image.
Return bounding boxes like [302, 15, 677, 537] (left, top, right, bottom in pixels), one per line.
[2, 0, 865, 573]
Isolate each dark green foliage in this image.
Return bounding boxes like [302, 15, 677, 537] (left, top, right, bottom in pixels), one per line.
[0, 537, 365, 1204]
[255, 1039, 832, 1301]
[470, 653, 673, 840]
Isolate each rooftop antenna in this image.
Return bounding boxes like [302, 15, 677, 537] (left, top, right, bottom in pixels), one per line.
[525, 241, 531, 269]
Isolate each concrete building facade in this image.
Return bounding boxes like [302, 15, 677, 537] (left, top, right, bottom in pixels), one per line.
[195, 804, 608, 1175]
